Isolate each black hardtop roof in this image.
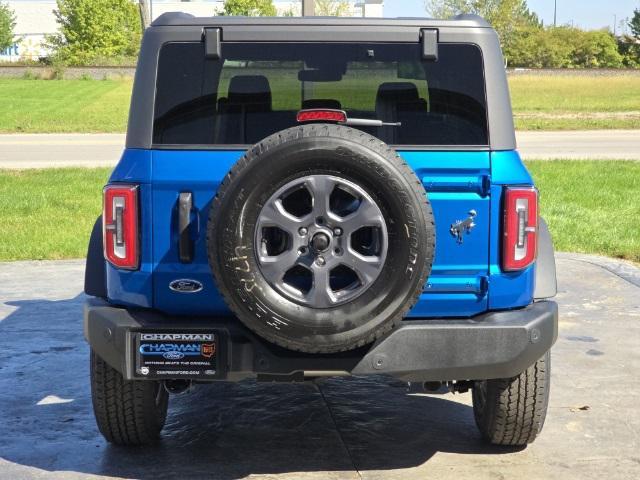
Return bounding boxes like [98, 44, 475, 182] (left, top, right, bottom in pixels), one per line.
[151, 12, 490, 29]
[129, 11, 515, 151]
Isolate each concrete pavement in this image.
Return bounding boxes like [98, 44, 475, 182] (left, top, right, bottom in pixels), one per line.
[517, 130, 640, 160]
[0, 134, 123, 169]
[0, 253, 639, 479]
[0, 130, 638, 168]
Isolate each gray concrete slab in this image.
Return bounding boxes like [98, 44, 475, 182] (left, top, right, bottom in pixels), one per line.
[0, 131, 639, 168]
[0, 254, 639, 479]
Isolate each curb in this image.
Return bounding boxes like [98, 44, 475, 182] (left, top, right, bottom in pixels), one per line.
[556, 252, 640, 288]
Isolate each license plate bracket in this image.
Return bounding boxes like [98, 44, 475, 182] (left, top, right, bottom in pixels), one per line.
[134, 331, 221, 380]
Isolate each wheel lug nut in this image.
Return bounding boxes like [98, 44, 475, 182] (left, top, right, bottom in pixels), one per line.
[298, 227, 308, 236]
[316, 256, 326, 266]
[333, 227, 342, 236]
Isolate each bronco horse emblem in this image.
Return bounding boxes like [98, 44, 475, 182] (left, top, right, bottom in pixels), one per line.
[450, 210, 477, 244]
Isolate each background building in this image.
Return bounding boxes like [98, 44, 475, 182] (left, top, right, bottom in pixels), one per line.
[0, 0, 385, 62]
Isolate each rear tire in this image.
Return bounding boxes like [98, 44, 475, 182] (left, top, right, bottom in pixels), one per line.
[90, 350, 169, 445]
[472, 351, 551, 446]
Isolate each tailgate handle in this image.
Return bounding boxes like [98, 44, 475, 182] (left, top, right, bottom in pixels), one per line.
[421, 29, 439, 61]
[178, 192, 194, 263]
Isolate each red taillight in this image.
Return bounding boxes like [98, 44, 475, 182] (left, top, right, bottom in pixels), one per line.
[502, 187, 538, 271]
[296, 109, 347, 124]
[103, 185, 139, 270]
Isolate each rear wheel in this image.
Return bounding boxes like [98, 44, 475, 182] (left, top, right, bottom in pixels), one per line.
[90, 350, 168, 445]
[472, 351, 551, 446]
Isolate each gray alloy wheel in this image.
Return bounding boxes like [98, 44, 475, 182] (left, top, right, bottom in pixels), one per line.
[255, 175, 388, 308]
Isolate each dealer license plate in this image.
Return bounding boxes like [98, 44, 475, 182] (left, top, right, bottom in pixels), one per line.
[135, 331, 219, 379]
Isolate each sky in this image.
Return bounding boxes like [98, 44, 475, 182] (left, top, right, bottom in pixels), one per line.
[384, 0, 640, 33]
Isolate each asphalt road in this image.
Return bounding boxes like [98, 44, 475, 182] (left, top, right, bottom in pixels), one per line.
[0, 131, 638, 168]
[0, 253, 639, 479]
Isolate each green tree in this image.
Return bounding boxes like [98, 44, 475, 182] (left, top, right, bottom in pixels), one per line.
[618, 8, 640, 67]
[630, 8, 640, 37]
[506, 26, 623, 68]
[506, 26, 573, 67]
[572, 29, 623, 68]
[0, 1, 16, 51]
[425, 0, 540, 54]
[222, 0, 277, 16]
[315, 0, 351, 16]
[425, 0, 538, 26]
[618, 37, 640, 68]
[48, 0, 142, 65]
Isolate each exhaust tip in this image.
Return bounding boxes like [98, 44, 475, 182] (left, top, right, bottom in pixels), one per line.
[423, 381, 443, 392]
[163, 379, 192, 395]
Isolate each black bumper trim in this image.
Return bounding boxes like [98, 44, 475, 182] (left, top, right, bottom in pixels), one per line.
[84, 298, 557, 382]
[352, 300, 557, 380]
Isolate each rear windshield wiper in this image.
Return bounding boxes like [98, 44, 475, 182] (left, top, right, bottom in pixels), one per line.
[296, 109, 401, 127]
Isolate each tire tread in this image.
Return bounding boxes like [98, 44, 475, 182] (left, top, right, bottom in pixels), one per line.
[472, 351, 550, 446]
[90, 350, 168, 445]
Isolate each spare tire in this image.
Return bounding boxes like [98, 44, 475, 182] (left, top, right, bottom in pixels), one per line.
[208, 124, 435, 353]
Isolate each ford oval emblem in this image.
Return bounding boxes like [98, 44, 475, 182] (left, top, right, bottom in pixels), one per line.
[163, 351, 185, 360]
[169, 279, 203, 294]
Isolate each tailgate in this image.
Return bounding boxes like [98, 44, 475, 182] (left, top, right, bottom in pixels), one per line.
[150, 150, 491, 318]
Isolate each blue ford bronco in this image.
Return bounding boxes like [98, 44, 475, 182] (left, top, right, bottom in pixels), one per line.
[84, 13, 558, 447]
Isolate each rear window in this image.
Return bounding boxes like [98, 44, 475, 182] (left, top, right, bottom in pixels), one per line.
[153, 42, 488, 147]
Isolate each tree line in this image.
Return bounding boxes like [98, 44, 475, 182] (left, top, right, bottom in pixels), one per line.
[426, 0, 640, 68]
[0, 0, 639, 68]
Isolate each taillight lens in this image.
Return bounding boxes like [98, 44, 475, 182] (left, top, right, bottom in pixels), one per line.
[103, 185, 139, 270]
[502, 187, 538, 271]
[296, 109, 347, 123]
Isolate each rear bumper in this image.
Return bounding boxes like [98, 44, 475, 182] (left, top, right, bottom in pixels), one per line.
[84, 298, 558, 382]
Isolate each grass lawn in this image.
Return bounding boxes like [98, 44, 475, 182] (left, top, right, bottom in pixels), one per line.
[0, 75, 639, 133]
[0, 79, 130, 133]
[510, 75, 640, 130]
[0, 161, 638, 263]
[0, 168, 109, 260]
[526, 160, 640, 263]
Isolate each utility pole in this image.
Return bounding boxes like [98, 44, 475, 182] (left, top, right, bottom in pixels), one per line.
[139, 0, 151, 29]
[613, 14, 617, 36]
[302, 0, 315, 16]
[553, 0, 557, 27]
